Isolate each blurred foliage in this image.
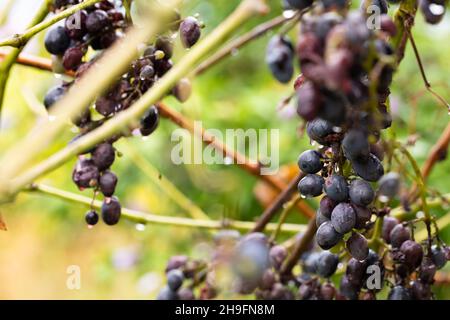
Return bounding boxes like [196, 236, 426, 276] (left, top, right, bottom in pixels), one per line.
[0, 0, 449, 299]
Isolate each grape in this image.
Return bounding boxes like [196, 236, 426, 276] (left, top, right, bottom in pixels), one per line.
[233, 237, 270, 285]
[140, 106, 160, 136]
[95, 96, 117, 117]
[339, 275, 359, 300]
[331, 203, 356, 234]
[44, 26, 70, 55]
[172, 78, 192, 103]
[62, 47, 84, 71]
[155, 36, 174, 59]
[419, 257, 437, 284]
[296, 82, 322, 121]
[269, 245, 287, 270]
[349, 179, 374, 206]
[379, 14, 397, 36]
[378, 172, 400, 198]
[342, 129, 370, 161]
[319, 282, 336, 300]
[346, 258, 367, 287]
[92, 143, 115, 171]
[86, 10, 110, 34]
[324, 175, 349, 202]
[319, 196, 337, 219]
[298, 150, 323, 174]
[431, 245, 447, 269]
[91, 30, 117, 50]
[266, 35, 294, 83]
[362, 0, 388, 14]
[381, 216, 399, 243]
[179, 16, 201, 48]
[178, 287, 195, 300]
[298, 282, 315, 300]
[157, 286, 179, 300]
[420, 0, 446, 24]
[346, 232, 369, 261]
[306, 118, 335, 145]
[259, 269, 276, 290]
[411, 281, 431, 300]
[167, 269, 184, 291]
[321, 0, 349, 10]
[65, 10, 87, 40]
[85, 210, 99, 226]
[316, 221, 343, 250]
[302, 252, 320, 273]
[101, 197, 121, 225]
[400, 240, 423, 270]
[352, 204, 372, 229]
[140, 65, 155, 80]
[316, 209, 330, 227]
[388, 286, 412, 300]
[318, 91, 347, 126]
[298, 174, 324, 197]
[285, 0, 314, 9]
[316, 251, 339, 278]
[165, 255, 188, 273]
[44, 85, 66, 109]
[389, 224, 411, 248]
[72, 159, 99, 189]
[99, 171, 117, 197]
[351, 153, 384, 182]
[241, 232, 268, 244]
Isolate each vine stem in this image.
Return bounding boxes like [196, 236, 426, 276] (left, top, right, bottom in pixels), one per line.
[270, 193, 300, 242]
[25, 183, 306, 233]
[0, 0, 51, 125]
[0, 0, 103, 48]
[421, 122, 450, 181]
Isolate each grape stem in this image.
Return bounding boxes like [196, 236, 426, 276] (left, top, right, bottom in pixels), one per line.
[25, 183, 307, 234]
[269, 193, 300, 242]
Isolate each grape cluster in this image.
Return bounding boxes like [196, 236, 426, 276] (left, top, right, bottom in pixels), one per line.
[43, 0, 202, 226]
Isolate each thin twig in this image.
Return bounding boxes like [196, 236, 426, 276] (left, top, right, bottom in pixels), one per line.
[270, 193, 300, 242]
[421, 122, 450, 180]
[25, 183, 306, 234]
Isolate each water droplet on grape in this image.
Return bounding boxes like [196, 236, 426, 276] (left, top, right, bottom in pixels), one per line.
[283, 10, 296, 19]
[378, 195, 389, 203]
[135, 223, 146, 231]
[333, 126, 342, 133]
[87, 224, 94, 230]
[430, 3, 445, 15]
[416, 211, 425, 219]
[48, 115, 56, 122]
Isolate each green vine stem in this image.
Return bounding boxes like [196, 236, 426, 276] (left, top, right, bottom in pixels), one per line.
[0, 0, 51, 124]
[0, 0, 269, 202]
[270, 193, 300, 242]
[25, 183, 306, 234]
[0, 0, 103, 48]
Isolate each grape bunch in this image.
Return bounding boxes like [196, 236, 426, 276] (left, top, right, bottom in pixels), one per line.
[43, 0, 202, 226]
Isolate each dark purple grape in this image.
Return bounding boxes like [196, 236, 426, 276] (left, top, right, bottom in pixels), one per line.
[351, 153, 384, 182]
[165, 255, 188, 273]
[269, 245, 287, 270]
[306, 118, 335, 145]
[352, 204, 372, 229]
[324, 175, 349, 202]
[44, 85, 66, 109]
[101, 196, 121, 225]
[342, 129, 370, 161]
[86, 10, 110, 34]
[296, 82, 322, 121]
[155, 36, 173, 59]
[62, 46, 84, 70]
[95, 96, 117, 117]
[140, 106, 160, 136]
[349, 179, 374, 206]
[154, 58, 173, 77]
[400, 240, 423, 270]
[85, 210, 99, 226]
[346, 232, 369, 261]
[298, 282, 315, 300]
[381, 216, 399, 243]
[298, 174, 324, 197]
[167, 269, 184, 291]
[331, 203, 356, 234]
[316, 209, 330, 227]
[419, 257, 436, 283]
[157, 286, 179, 300]
[179, 16, 201, 48]
[346, 258, 367, 287]
[361, 0, 388, 14]
[172, 78, 192, 103]
[90, 30, 117, 50]
[339, 275, 359, 300]
[298, 150, 323, 174]
[302, 251, 320, 273]
[316, 221, 343, 250]
[378, 172, 400, 198]
[318, 91, 347, 126]
[92, 143, 115, 171]
[319, 196, 336, 219]
[259, 269, 276, 290]
[233, 237, 270, 286]
[411, 281, 431, 300]
[99, 170, 117, 197]
[431, 245, 447, 269]
[319, 282, 336, 300]
[72, 158, 99, 189]
[266, 35, 294, 83]
[388, 285, 412, 300]
[316, 251, 339, 278]
[420, 0, 445, 24]
[140, 64, 155, 80]
[389, 224, 411, 248]
[178, 287, 195, 300]
[65, 10, 87, 40]
[45, 26, 70, 55]
[285, 0, 314, 9]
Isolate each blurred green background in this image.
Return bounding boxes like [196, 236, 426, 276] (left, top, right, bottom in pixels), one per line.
[0, 0, 449, 299]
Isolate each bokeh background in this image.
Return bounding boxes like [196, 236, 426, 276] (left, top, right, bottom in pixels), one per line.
[0, 0, 449, 299]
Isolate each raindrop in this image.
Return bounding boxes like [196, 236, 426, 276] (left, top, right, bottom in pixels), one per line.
[135, 223, 146, 231]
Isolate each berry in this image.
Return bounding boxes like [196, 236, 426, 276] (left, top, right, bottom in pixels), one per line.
[179, 16, 201, 48]
[352, 204, 372, 229]
[306, 118, 335, 145]
[297, 150, 323, 174]
[296, 82, 322, 121]
[172, 78, 192, 103]
[419, 257, 436, 283]
[319, 196, 336, 219]
[346, 258, 367, 287]
[92, 143, 115, 171]
[165, 255, 188, 273]
[285, 0, 314, 9]
[420, 0, 445, 24]
[298, 174, 324, 198]
[316, 251, 339, 278]
[302, 251, 320, 273]
[319, 282, 336, 300]
[324, 175, 349, 202]
[44, 26, 70, 55]
[266, 35, 294, 83]
[331, 203, 356, 234]
[140, 106, 160, 136]
[140, 65, 155, 80]
[400, 240, 423, 270]
[72, 159, 99, 189]
[62, 47, 84, 70]
[167, 269, 184, 291]
[316, 209, 330, 227]
[351, 153, 384, 182]
[65, 10, 87, 40]
[157, 286, 179, 300]
[388, 286, 412, 300]
[269, 245, 287, 270]
[259, 269, 276, 290]
[342, 129, 370, 161]
[85, 210, 99, 226]
[44, 85, 66, 109]
[378, 172, 400, 198]
[346, 232, 369, 261]
[316, 221, 343, 250]
[411, 281, 431, 300]
[86, 10, 110, 34]
[431, 245, 447, 269]
[155, 36, 173, 59]
[339, 275, 359, 300]
[95, 96, 117, 117]
[101, 197, 121, 225]
[178, 287, 195, 300]
[349, 179, 374, 206]
[99, 170, 117, 197]
[389, 224, 411, 248]
[381, 216, 399, 243]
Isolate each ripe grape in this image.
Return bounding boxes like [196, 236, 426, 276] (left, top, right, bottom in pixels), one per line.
[400, 240, 423, 270]
[92, 143, 115, 171]
[319, 282, 336, 300]
[101, 197, 121, 225]
[99, 171, 117, 197]
[269, 245, 287, 270]
[431, 245, 447, 269]
[316, 221, 343, 249]
[411, 281, 431, 300]
[306, 118, 335, 145]
[316, 209, 330, 227]
[346, 258, 367, 287]
[179, 16, 201, 48]
[351, 153, 384, 182]
[389, 224, 411, 248]
[339, 275, 359, 300]
[331, 203, 356, 234]
[298, 150, 323, 174]
[72, 159, 99, 189]
[44, 26, 70, 55]
[319, 196, 336, 219]
[316, 251, 339, 278]
[381, 216, 399, 243]
[342, 129, 370, 161]
[324, 175, 349, 202]
[266, 35, 294, 83]
[296, 82, 322, 121]
[298, 174, 324, 198]
[86, 10, 110, 34]
[44, 85, 66, 109]
[167, 269, 184, 291]
[378, 172, 400, 198]
[178, 287, 195, 300]
[388, 285, 411, 300]
[140, 106, 160, 136]
[352, 204, 372, 229]
[62, 47, 84, 71]
[346, 232, 369, 261]
[157, 286, 179, 300]
[349, 179, 374, 206]
[302, 251, 320, 273]
[85, 210, 99, 226]
[419, 257, 437, 283]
